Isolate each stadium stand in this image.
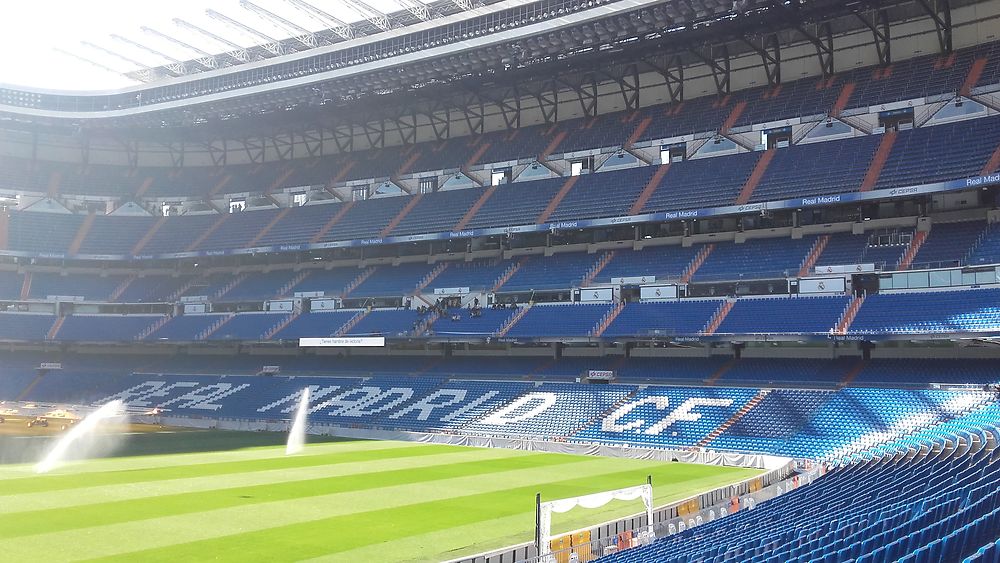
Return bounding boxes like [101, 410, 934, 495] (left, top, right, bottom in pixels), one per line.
[3, 6, 1000, 562]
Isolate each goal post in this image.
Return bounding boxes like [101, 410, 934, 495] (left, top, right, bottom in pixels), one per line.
[535, 483, 653, 559]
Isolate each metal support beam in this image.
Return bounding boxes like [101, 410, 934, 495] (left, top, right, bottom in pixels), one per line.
[604, 63, 641, 111]
[204, 139, 227, 167]
[282, 0, 355, 39]
[110, 35, 187, 75]
[240, 0, 319, 48]
[643, 53, 684, 102]
[743, 33, 781, 86]
[915, 0, 952, 53]
[395, 0, 431, 21]
[690, 45, 731, 96]
[331, 122, 355, 153]
[206, 9, 284, 56]
[164, 141, 186, 168]
[526, 81, 559, 124]
[243, 137, 267, 164]
[80, 42, 149, 74]
[558, 73, 599, 117]
[270, 134, 295, 161]
[797, 22, 834, 77]
[390, 110, 419, 145]
[427, 103, 450, 141]
[459, 93, 486, 135]
[53, 48, 125, 79]
[141, 27, 219, 69]
[300, 129, 324, 158]
[346, 0, 393, 31]
[361, 119, 386, 149]
[863, 9, 891, 66]
[174, 19, 251, 62]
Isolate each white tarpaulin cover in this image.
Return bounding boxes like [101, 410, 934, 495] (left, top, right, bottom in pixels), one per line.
[538, 484, 652, 557]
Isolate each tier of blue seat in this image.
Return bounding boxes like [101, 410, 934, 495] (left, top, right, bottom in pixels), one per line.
[5, 115, 999, 259]
[426, 307, 513, 337]
[695, 236, 817, 281]
[29, 272, 125, 301]
[271, 310, 357, 340]
[850, 288, 1000, 334]
[502, 253, 602, 291]
[145, 313, 222, 341]
[345, 309, 422, 337]
[717, 358, 858, 387]
[1, 41, 993, 203]
[640, 150, 757, 213]
[717, 296, 849, 334]
[0, 271, 22, 300]
[351, 263, 434, 297]
[546, 167, 654, 222]
[596, 245, 701, 283]
[603, 300, 721, 337]
[5, 284, 1000, 342]
[205, 312, 286, 341]
[117, 275, 189, 303]
[815, 231, 910, 270]
[55, 314, 160, 342]
[4, 348, 997, 389]
[968, 223, 1000, 267]
[0, 312, 53, 340]
[573, 386, 761, 449]
[7, 211, 83, 254]
[597, 451, 1000, 563]
[505, 303, 612, 338]
[749, 135, 880, 203]
[876, 116, 1000, 191]
[912, 221, 988, 268]
[423, 259, 509, 292]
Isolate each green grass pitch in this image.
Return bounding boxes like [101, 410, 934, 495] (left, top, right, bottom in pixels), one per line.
[0, 430, 761, 562]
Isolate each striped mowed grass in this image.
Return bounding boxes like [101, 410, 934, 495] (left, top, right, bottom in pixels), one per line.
[0, 430, 761, 562]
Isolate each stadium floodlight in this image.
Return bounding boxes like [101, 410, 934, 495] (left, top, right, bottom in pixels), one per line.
[206, 9, 285, 56]
[281, 0, 356, 40]
[141, 26, 219, 69]
[239, 0, 320, 48]
[110, 35, 188, 75]
[173, 18, 252, 63]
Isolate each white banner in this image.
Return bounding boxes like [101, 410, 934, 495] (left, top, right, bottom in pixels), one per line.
[433, 287, 470, 295]
[47, 295, 84, 302]
[588, 370, 616, 380]
[640, 285, 678, 300]
[183, 303, 208, 314]
[294, 291, 325, 298]
[612, 276, 656, 285]
[814, 263, 876, 274]
[266, 300, 295, 312]
[580, 288, 614, 302]
[299, 336, 386, 347]
[311, 299, 340, 311]
[798, 277, 846, 294]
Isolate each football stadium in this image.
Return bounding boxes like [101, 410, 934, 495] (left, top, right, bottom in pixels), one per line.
[1, 0, 1000, 561]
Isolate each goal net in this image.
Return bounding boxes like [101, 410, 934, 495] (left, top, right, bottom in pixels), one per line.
[537, 483, 653, 558]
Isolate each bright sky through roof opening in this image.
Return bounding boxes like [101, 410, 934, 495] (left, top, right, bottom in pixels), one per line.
[0, 0, 418, 91]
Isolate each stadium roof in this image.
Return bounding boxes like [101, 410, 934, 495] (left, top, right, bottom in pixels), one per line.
[6, 0, 511, 90]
